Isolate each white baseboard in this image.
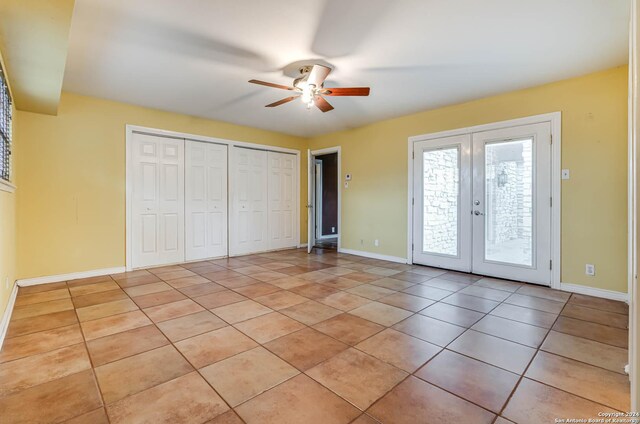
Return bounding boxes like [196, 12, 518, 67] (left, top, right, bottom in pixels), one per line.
[17, 266, 126, 287]
[338, 248, 408, 264]
[0, 282, 18, 351]
[560, 282, 629, 303]
[298, 243, 308, 248]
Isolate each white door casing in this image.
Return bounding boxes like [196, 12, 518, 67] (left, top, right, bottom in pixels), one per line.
[307, 149, 314, 253]
[131, 132, 185, 268]
[268, 151, 298, 250]
[185, 140, 228, 261]
[315, 160, 323, 240]
[230, 147, 269, 256]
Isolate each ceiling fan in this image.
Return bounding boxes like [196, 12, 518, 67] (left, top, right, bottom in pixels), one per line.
[249, 64, 370, 112]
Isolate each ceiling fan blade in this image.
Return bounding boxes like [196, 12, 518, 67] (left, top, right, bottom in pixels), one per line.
[314, 96, 334, 113]
[265, 96, 300, 107]
[249, 79, 296, 91]
[307, 65, 331, 87]
[322, 87, 370, 96]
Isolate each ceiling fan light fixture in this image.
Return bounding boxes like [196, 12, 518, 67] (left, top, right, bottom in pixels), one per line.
[301, 83, 316, 106]
[248, 64, 370, 113]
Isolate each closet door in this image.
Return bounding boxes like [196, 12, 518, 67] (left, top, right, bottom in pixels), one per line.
[185, 141, 228, 261]
[230, 147, 268, 255]
[131, 133, 184, 268]
[268, 152, 298, 250]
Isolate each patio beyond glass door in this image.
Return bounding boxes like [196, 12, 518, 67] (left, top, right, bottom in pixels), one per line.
[412, 122, 552, 286]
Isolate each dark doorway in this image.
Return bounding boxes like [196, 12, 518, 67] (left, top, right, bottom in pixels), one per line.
[314, 153, 338, 249]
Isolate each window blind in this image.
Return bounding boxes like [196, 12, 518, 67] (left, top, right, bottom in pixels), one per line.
[0, 64, 11, 182]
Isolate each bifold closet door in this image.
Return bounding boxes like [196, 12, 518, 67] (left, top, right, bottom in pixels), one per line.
[131, 133, 185, 268]
[268, 151, 298, 250]
[185, 141, 228, 261]
[230, 147, 269, 255]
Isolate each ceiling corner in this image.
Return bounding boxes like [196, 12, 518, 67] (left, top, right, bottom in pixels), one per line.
[0, 0, 75, 115]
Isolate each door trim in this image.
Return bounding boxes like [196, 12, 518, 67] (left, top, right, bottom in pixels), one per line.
[407, 112, 562, 289]
[309, 146, 342, 251]
[126, 124, 301, 271]
[628, 0, 638, 402]
[315, 159, 323, 240]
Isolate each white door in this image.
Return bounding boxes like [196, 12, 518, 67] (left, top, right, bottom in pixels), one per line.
[185, 140, 228, 261]
[412, 122, 552, 285]
[230, 147, 268, 255]
[412, 134, 472, 272]
[268, 151, 298, 250]
[307, 150, 315, 253]
[471, 123, 551, 284]
[131, 133, 184, 268]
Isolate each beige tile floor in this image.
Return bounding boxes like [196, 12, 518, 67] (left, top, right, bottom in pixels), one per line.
[0, 248, 631, 423]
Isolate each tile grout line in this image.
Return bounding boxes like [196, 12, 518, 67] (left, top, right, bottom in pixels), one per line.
[120, 280, 240, 424]
[68, 278, 113, 424]
[2, 249, 630, 423]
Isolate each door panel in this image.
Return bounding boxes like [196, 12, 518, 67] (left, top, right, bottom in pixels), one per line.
[141, 215, 157, 253]
[412, 135, 472, 272]
[230, 147, 268, 255]
[164, 213, 179, 251]
[471, 122, 551, 284]
[132, 133, 184, 268]
[185, 141, 228, 261]
[268, 151, 298, 250]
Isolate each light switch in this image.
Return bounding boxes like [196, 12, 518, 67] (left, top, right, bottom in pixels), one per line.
[561, 169, 570, 180]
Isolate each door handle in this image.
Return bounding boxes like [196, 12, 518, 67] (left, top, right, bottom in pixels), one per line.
[474, 210, 484, 216]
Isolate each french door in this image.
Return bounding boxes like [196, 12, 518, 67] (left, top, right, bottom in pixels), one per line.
[412, 122, 552, 285]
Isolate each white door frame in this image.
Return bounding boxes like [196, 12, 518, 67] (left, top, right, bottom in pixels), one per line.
[407, 112, 562, 289]
[628, 0, 638, 410]
[309, 146, 342, 251]
[315, 160, 324, 240]
[125, 124, 301, 271]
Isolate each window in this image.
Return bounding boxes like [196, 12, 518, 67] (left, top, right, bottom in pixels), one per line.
[0, 63, 11, 182]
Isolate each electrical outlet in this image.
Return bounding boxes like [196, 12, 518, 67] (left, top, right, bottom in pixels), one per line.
[585, 264, 595, 276]
[360, 239, 364, 246]
[374, 239, 379, 247]
[331, 227, 335, 233]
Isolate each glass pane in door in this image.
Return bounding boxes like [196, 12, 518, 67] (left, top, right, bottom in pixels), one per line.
[484, 138, 533, 266]
[422, 147, 459, 256]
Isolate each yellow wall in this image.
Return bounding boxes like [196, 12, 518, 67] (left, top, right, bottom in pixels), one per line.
[0, 51, 17, 319]
[14, 66, 628, 294]
[16, 92, 307, 279]
[309, 66, 629, 293]
[0, 119, 16, 319]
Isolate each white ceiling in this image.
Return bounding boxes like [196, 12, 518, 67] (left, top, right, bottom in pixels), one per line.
[63, 0, 629, 137]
